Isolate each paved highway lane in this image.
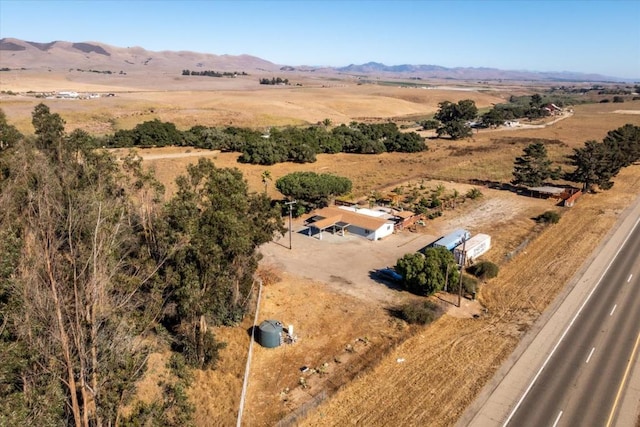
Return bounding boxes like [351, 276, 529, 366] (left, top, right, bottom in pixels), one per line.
[460, 198, 640, 427]
[505, 220, 640, 427]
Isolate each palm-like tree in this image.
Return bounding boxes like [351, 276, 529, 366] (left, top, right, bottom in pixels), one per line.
[261, 170, 272, 193]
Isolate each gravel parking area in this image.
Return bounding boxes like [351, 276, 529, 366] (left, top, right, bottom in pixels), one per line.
[259, 220, 438, 305]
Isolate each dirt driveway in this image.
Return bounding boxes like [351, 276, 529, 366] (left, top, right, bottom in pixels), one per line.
[259, 221, 438, 305]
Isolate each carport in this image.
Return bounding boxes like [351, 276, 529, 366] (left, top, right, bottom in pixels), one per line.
[306, 215, 350, 239]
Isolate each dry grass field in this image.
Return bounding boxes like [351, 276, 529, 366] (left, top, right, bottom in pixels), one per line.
[124, 101, 637, 426]
[2, 71, 639, 426]
[1, 70, 507, 134]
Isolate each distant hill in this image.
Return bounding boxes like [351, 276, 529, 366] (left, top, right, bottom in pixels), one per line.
[0, 38, 631, 82]
[0, 38, 281, 73]
[336, 61, 627, 83]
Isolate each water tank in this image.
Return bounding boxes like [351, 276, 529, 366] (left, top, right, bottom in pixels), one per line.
[258, 320, 283, 348]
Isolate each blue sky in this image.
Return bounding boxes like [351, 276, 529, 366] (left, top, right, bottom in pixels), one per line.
[1, 0, 639, 79]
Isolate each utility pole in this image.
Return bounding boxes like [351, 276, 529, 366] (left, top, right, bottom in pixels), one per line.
[457, 237, 466, 307]
[444, 263, 450, 292]
[284, 200, 296, 250]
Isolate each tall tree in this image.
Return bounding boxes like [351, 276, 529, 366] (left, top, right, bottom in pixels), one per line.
[160, 159, 284, 367]
[0, 123, 168, 425]
[261, 169, 272, 193]
[566, 140, 617, 191]
[31, 103, 65, 160]
[602, 124, 640, 168]
[434, 100, 477, 140]
[512, 142, 561, 187]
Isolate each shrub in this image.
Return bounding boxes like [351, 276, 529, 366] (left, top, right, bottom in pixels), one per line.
[420, 119, 440, 130]
[394, 300, 440, 325]
[536, 210, 561, 224]
[449, 274, 478, 295]
[466, 188, 483, 199]
[468, 261, 499, 280]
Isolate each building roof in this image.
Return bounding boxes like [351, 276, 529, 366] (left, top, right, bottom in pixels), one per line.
[394, 210, 416, 219]
[311, 206, 391, 231]
[527, 186, 565, 195]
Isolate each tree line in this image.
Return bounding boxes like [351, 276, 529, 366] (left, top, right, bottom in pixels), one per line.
[0, 105, 284, 425]
[259, 77, 289, 85]
[106, 119, 428, 165]
[423, 94, 574, 140]
[511, 124, 640, 192]
[181, 69, 247, 77]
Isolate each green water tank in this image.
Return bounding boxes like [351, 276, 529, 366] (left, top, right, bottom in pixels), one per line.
[258, 320, 283, 348]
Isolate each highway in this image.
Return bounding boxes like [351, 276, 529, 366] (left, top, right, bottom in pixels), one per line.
[460, 197, 640, 427]
[505, 219, 640, 426]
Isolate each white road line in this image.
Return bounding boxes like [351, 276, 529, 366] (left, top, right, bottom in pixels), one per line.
[552, 410, 563, 427]
[586, 347, 596, 364]
[610, 304, 617, 316]
[502, 215, 640, 427]
[629, 274, 633, 283]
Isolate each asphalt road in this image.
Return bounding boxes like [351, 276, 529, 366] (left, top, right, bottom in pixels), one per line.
[460, 196, 640, 427]
[505, 220, 640, 426]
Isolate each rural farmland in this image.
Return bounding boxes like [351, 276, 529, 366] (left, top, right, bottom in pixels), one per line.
[1, 60, 639, 427]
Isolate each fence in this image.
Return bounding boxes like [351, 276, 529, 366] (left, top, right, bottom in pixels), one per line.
[275, 390, 328, 427]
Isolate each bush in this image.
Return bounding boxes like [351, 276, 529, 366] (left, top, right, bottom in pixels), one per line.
[448, 274, 478, 295]
[466, 188, 483, 199]
[468, 261, 499, 280]
[536, 210, 561, 224]
[393, 300, 440, 325]
[420, 119, 440, 130]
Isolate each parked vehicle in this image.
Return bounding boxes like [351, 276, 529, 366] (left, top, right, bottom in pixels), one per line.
[377, 267, 403, 282]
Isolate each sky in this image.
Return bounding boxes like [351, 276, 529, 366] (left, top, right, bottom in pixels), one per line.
[1, 0, 639, 79]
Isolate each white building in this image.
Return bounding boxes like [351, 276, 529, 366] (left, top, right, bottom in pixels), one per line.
[454, 233, 491, 264]
[306, 206, 395, 241]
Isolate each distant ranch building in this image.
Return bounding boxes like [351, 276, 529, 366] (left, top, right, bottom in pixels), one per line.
[57, 91, 79, 99]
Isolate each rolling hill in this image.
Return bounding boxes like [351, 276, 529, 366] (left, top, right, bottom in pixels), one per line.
[0, 38, 631, 82]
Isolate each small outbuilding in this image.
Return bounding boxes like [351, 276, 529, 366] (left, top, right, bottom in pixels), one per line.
[454, 233, 491, 264]
[432, 229, 471, 251]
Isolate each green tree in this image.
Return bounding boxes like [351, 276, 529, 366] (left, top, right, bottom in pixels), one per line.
[1, 111, 169, 425]
[159, 158, 284, 366]
[530, 93, 543, 108]
[276, 171, 352, 210]
[512, 142, 561, 187]
[0, 108, 22, 150]
[261, 169, 272, 193]
[395, 247, 459, 296]
[437, 120, 473, 140]
[481, 108, 506, 128]
[602, 124, 640, 168]
[566, 140, 618, 191]
[434, 100, 478, 139]
[31, 103, 65, 159]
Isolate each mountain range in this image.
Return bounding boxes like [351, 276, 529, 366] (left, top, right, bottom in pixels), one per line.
[0, 38, 630, 82]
